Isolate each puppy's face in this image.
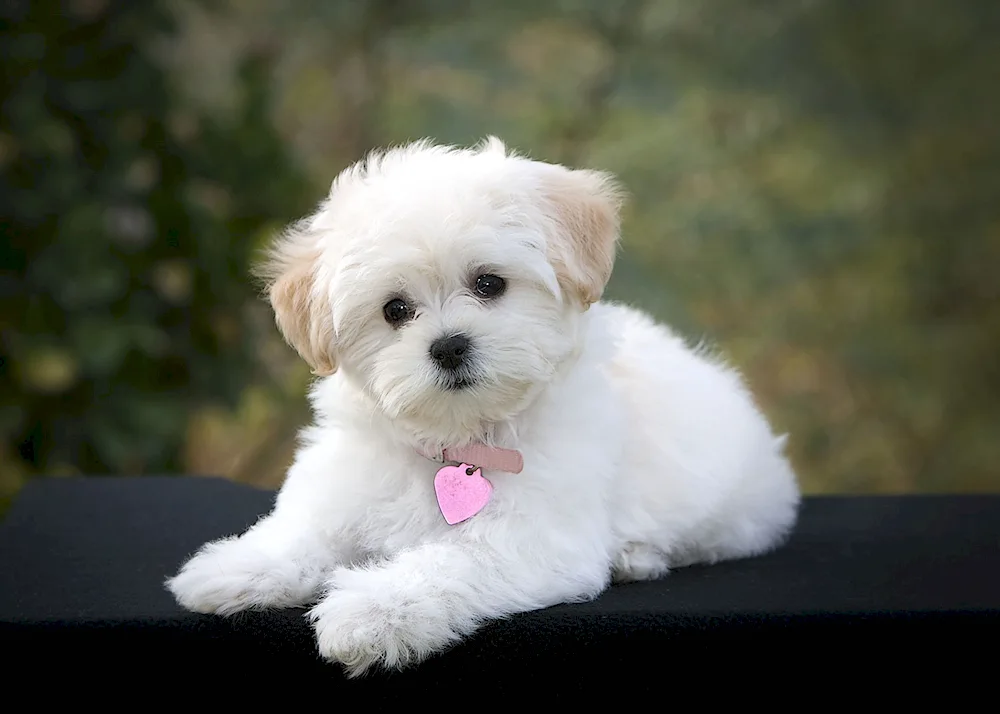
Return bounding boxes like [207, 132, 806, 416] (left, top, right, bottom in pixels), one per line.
[260, 138, 622, 442]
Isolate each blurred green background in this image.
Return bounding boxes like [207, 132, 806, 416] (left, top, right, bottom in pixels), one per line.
[2, 0, 998, 508]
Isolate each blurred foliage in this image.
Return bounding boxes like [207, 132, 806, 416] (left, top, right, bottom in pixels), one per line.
[2, 0, 998, 500]
[0, 0, 310, 506]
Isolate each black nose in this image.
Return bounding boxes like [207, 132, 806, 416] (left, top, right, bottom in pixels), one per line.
[430, 334, 471, 371]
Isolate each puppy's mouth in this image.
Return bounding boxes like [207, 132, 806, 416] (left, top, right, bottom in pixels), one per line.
[440, 373, 478, 391]
[446, 376, 476, 391]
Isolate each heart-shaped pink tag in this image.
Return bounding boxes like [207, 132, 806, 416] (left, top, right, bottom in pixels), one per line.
[434, 463, 492, 525]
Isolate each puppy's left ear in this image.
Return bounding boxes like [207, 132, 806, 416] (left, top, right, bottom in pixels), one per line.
[538, 165, 624, 307]
[255, 220, 338, 377]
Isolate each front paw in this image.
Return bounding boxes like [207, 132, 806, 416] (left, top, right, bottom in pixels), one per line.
[309, 568, 461, 677]
[166, 538, 312, 616]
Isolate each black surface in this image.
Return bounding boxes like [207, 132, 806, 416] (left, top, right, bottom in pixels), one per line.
[1, 476, 998, 696]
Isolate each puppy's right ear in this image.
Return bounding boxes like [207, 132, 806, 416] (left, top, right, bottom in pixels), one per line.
[537, 165, 624, 308]
[256, 220, 337, 376]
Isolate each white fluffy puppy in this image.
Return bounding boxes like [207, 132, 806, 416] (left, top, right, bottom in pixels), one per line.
[167, 137, 800, 676]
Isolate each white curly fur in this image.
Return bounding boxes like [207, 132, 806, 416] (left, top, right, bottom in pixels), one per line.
[167, 138, 800, 677]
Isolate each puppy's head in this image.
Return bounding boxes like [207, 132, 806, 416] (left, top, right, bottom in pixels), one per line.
[259, 138, 623, 440]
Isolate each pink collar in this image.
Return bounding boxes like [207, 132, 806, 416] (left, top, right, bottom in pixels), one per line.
[419, 444, 524, 474]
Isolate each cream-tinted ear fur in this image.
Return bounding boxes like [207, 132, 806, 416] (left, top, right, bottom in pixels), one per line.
[537, 165, 624, 307]
[256, 220, 337, 376]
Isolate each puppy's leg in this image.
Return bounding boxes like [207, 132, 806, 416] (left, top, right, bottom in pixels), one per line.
[166, 513, 338, 615]
[611, 541, 671, 582]
[309, 540, 609, 677]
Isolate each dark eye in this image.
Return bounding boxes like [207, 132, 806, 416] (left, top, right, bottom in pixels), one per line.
[474, 274, 506, 299]
[383, 298, 412, 326]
